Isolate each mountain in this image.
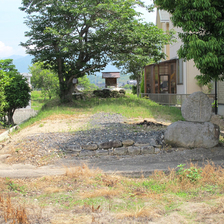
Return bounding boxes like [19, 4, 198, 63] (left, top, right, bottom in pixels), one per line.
[6, 55, 34, 73]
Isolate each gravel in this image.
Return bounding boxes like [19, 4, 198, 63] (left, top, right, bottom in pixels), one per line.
[4, 112, 166, 166]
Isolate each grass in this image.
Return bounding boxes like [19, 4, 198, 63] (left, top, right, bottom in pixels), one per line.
[3, 91, 224, 222]
[18, 91, 183, 132]
[1, 162, 224, 223]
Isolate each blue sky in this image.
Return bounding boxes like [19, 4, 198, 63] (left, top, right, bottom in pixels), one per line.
[0, 0, 156, 58]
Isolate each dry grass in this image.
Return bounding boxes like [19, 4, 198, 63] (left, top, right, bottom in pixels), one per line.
[116, 206, 163, 219]
[1, 163, 224, 223]
[65, 164, 102, 179]
[81, 188, 121, 199]
[0, 194, 29, 223]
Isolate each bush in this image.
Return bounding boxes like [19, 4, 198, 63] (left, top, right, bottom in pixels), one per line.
[132, 85, 137, 95]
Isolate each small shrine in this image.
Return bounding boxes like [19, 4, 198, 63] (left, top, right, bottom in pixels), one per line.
[102, 72, 120, 88]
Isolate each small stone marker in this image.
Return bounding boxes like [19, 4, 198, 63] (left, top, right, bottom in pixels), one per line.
[181, 91, 212, 122]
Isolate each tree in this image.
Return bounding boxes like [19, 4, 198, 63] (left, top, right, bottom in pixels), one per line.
[154, 0, 224, 84]
[78, 75, 98, 91]
[20, 0, 173, 102]
[0, 59, 31, 125]
[110, 21, 173, 96]
[29, 62, 59, 99]
[0, 70, 11, 120]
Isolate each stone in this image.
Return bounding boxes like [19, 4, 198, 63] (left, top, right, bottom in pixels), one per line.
[113, 147, 128, 155]
[66, 144, 81, 152]
[99, 140, 122, 149]
[181, 91, 212, 122]
[122, 139, 134, 147]
[164, 121, 220, 148]
[81, 144, 98, 151]
[141, 146, 155, 154]
[154, 148, 161, 154]
[128, 146, 141, 155]
[79, 150, 96, 157]
[95, 149, 109, 156]
[134, 142, 149, 147]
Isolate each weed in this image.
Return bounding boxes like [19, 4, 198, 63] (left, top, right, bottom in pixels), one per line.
[176, 164, 202, 182]
[5, 178, 27, 195]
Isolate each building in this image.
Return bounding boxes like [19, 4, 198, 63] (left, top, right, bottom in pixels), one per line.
[144, 9, 224, 115]
[102, 72, 120, 88]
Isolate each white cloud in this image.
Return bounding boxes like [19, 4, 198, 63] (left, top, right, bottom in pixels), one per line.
[0, 41, 14, 58]
[0, 41, 27, 58]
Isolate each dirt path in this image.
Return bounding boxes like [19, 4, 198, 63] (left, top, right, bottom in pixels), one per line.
[0, 113, 223, 179]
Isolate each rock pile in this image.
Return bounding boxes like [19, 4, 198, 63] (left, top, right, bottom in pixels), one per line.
[93, 89, 125, 98]
[165, 92, 220, 148]
[65, 138, 163, 157]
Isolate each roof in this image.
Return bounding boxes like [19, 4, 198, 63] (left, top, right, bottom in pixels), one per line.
[145, 58, 178, 67]
[159, 9, 170, 22]
[102, 72, 120, 79]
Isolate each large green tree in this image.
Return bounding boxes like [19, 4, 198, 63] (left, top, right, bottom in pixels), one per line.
[20, 0, 173, 102]
[154, 0, 224, 84]
[0, 59, 31, 125]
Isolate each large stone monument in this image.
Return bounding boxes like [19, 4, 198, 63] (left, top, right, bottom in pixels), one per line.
[165, 92, 220, 148]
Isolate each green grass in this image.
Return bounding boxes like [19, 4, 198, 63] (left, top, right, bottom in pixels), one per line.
[21, 91, 183, 131]
[31, 90, 50, 111]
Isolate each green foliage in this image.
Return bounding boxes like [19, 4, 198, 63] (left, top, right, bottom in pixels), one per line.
[5, 177, 26, 195]
[176, 164, 202, 182]
[132, 85, 137, 95]
[155, 0, 224, 84]
[20, 0, 174, 101]
[122, 84, 132, 89]
[0, 70, 11, 118]
[29, 62, 59, 99]
[0, 59, 31, 125]
[195, 75, 212, 94]
[78, 75, 98, 91]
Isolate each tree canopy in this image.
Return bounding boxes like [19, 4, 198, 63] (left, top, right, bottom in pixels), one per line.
[20, 0, 173, 101]
[0, 59, 31, 125]
[0, 70, 11, 119]
[154, 0, 224, 84]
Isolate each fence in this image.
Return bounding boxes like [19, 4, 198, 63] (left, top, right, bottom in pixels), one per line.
[141, 93, 215, 107]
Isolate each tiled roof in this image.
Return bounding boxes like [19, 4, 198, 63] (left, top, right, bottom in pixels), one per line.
[102, 72, 120, 78]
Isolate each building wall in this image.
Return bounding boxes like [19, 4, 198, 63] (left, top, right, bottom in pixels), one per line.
[186, 60, 201, 94]
[169, 18, 182, 59]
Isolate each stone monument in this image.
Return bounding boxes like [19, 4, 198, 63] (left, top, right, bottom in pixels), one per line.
[165, 92, 220, 148]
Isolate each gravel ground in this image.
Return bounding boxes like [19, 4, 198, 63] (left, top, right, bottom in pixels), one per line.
[3, 112, 166, 166]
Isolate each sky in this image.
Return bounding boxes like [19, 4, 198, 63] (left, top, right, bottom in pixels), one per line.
[0, 0, 156, 58]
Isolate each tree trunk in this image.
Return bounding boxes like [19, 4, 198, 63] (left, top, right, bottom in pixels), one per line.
[59, 81, 74, 102]
[7, 109, 15, 125]
[136, 75, 140, 97]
